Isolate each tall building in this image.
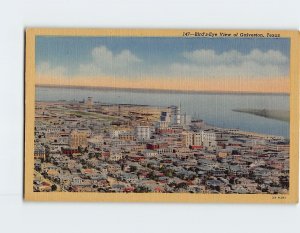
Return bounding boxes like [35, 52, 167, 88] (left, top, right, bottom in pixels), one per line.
[170, 105, 181, 125]
[200, 131, 216, 147]
[181, 132, 193, 147]
[158, 111, 171, 129]
[135, 126, 151, 141]
[180, 113, 191, 126]
[69, 129, 88, 148]
[160, 111, 171, 122]
[193, 133, 202, 146]
[181, 132, 202, 147]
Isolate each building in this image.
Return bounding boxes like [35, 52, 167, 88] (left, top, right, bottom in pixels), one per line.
[69, 129, 88, 148]
[200, 130, 227, 148]
[109, 151, 123, 161]
[170, 105, 181, 125]
[119, 132, 135, 141]
[181, 132, 193, 147]
[110, 129, 129, 138]
[143, 149, 158, 157]
[191, 119, 205, 129]
[34, 146, 46, 160]
[193, 133, 202, 146]
[135, 126, 151, 141]
[181, 132, 203, 147]
[88, 135, 104, 149]
[61, 147, 79, 155]
[156, 121, 169, 129]
[77, 128, 92, 137]
[160, 111, 171, 122]
[201, 130, 218, 148]
[86, 97, 93, 108]
[180, 113, 191, 126]
[146, 142, 168, 150]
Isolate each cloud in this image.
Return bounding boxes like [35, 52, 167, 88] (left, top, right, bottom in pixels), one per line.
[37, 47, 289, 80]
[170, 49, 289, 77]
[79, 46, 142, 76]
[169, 61, 287, 78]
[36, 61, 67, 76]
[92, 46, 141, 65]
[182, 49, 288, 66]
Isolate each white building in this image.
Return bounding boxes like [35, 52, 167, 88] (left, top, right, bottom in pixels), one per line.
[143, 149, 158, 157]
[156, 121, 169, 129]
[193, 133, 202, 146]
[110, 129, 129, 138]
[135, 126, 151, 141]
[180, 113, 191, 126]
[201, 131, 217, 148]
[46, 127, 60, 134]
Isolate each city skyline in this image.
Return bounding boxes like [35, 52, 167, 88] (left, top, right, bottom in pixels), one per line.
[32, 98, 290, 194]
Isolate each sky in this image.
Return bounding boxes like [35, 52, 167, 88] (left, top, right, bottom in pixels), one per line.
[35, 36, 290, 93]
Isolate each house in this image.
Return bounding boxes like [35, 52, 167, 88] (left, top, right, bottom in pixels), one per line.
[109, 152, 123, 161]
[142, 149, 158, 157]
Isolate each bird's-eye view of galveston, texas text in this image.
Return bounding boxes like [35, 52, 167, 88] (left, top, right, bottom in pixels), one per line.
[33, 35, 290, 194]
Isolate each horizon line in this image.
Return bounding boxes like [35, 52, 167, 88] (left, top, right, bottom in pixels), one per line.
[35, 84, 289, 96]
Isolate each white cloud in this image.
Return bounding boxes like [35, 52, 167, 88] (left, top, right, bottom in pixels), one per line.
[170, 61, 286, 78]
[172, 49, 289, 77]
[92, 46, 141, 65]
[183, 49, 288, 66]
[80, 46, 142, 76]
[36, 61, 67, 76]
[37, 48, 289, 79]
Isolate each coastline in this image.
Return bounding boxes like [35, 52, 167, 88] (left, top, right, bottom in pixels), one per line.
[232, 108, 289, 122]
[35, 99, 288, 140]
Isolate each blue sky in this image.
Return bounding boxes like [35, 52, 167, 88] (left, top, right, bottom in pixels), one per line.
[35, 36, 290, 79]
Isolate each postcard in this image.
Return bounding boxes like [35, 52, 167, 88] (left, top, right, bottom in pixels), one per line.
[24, 29, 299, 203]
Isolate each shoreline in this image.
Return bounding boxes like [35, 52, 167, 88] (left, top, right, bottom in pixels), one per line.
[35, 100, 289, 140]
[232, 108, 289, 122]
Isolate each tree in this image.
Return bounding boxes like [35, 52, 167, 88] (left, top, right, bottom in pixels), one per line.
[148, 171, 157, 180]
[135, 186, 151, 193]
[166, 170, 173, 178]
[130, 166, 137, 173]
[51, 184, 57, 191]
[78, 146, 83, 154]
[88, 153, 94, 159]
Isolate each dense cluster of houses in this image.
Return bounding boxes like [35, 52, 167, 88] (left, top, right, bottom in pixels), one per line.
[33, 100, 289, 194]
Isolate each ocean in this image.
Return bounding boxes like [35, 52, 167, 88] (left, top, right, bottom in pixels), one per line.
[36, 86, 290, 138]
